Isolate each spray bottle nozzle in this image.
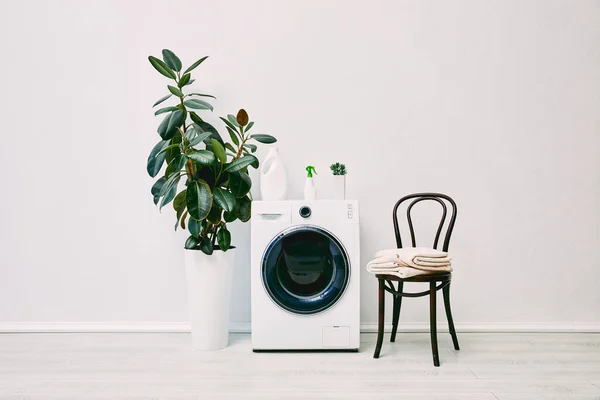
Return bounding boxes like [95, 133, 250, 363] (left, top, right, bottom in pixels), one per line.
[306, 165, 317, 178]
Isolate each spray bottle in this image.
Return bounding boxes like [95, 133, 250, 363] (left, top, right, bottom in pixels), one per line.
[304, 166, 317, 201]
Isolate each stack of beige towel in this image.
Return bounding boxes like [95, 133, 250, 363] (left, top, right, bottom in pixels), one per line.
[366, 247, 452, 278]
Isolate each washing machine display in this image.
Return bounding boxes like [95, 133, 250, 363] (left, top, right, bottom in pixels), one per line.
[262, 225, 350, 315]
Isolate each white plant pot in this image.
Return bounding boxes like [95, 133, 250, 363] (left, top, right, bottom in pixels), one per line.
[333, 175, 346, 200]
[184, 248, 235, 350]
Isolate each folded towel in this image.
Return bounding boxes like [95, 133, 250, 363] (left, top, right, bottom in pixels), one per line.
[366, 247, 453, 278]
[375, 247, 451, 269]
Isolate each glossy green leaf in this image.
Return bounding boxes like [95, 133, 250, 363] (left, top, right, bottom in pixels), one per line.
[206, 204, 222, 224]
[183, 56, 208, 75]
[227, 114, 240, 128]
[187, 150, 216, 165]
[211, 139, 227, 163]
[213, 187, 236, 212]
[188, 93, 216, 99]
[184, 99, 213, 111]
[228, 171, 251, 198]
[147, 140, 169, 177]
[224, 143, 236, 153]
[151, 177, 166, 196]
[173, 189, 187, 212]
[189, 131, 213, 147]
[162, 49, 182, 72]
[157, 110, 185, 140]
[168, 85, 184, 97]
[166, 133, 182, 164]
[244, 121, 254, 132]
[236, 196, 251, 222]
[223, 155, 258, 172]
[185, 235, 199, 250]
[186, 180, 213, 220]
[243, 143, 257, 153]
[250, 134, 277, 144]
[219, 116, 237, 131]
[188, 218, 201, 238]
[199, 237, 213, 255]
[148, 56, 176, 79]
[158, 171, 181, 197]
[157, 143, 180, 156]
[217, 227, 231, 251]
[223, 210, 237, 222]
[154, 106, 178, 116]
[152, 94, 172, 107]
[227, 127, 239, 145]
[178, 73, 190, 87]
[159, 179, 178, 211]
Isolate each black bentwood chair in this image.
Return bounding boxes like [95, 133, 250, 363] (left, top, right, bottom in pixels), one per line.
[373, 193, 460, 366]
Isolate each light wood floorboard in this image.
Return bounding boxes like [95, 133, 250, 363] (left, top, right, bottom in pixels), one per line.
[0, 333, 599, 399]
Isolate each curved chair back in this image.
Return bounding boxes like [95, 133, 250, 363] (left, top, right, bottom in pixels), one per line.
[392, 193, 457, 252]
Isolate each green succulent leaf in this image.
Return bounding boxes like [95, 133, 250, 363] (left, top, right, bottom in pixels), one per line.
[189, 131, 213, 147]
[236, 196, 252, 222]
[224, 155, 259, 172]
[162, 49, 182, 72]
[199, 237, 213, 255]
[183, 56, 208, 75]
[148, 56, 176, 79]
[250, 134, 277, 144]
[188, 218, 201, 238]
[153, 94, 172, 107]
[188, 93, 216, 99]
[227, 114, 240, 128]
[186, 180, 213, 220]
[227, 127, 239, 145]
[217, 227, 231, 251]
[157, 110, 185, 140]
[184, 99, 213, 111]
[211, 139, 227, 163]
[168, 85, 184, 97]
[228, 171, 251, 198]
[213, 187, 236, 213]
[178, 73, 191, 87]
[185, 235, 199, 250]
[187, 150, 216, 165]
[147, 140, 169, 177]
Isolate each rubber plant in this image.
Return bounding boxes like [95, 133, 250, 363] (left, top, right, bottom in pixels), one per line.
[147, 49, 277, 254]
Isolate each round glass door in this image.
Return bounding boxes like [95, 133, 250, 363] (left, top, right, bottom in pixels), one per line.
[262, 226, 350, 314]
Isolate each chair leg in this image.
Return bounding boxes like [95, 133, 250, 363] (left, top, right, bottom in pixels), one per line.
[390, 281, 403, 342]
[429, 281, 440, 367]
[373, 277, 385, 359]
[443, 282, 460, 350]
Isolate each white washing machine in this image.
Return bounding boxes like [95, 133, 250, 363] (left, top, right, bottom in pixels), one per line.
[251, 200, 360, 351]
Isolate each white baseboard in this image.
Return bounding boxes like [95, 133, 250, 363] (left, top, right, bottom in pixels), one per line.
[1, 321, 599, 333]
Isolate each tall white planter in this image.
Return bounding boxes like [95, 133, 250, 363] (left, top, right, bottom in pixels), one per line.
[333, 175, 346, 200]
[260, 147, 288, 200]
[184, 248, 235, 350]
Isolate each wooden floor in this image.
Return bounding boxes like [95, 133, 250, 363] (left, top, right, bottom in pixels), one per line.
[0, 332, 599, 399]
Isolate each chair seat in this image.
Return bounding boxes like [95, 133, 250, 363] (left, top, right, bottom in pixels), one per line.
[376, 272, 452, 282]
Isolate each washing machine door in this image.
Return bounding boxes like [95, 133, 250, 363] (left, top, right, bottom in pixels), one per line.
[262, 225, 350, 315]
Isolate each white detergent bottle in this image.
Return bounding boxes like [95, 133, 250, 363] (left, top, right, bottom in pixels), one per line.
[259, 147, 287, 200]
[304, 165, 317, 200]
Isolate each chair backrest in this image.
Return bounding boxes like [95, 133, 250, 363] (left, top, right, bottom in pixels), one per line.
[392, 193, 457, 252]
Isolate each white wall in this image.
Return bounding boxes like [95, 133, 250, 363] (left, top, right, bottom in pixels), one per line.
[1, 0, 599, 332]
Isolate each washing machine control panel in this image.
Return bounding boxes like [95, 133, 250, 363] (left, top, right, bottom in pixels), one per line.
[299, 206, 312, 218]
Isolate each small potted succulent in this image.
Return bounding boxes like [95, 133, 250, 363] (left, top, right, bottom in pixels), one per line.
[330, 162, 347, 200]
[147, 49, 276, 350]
